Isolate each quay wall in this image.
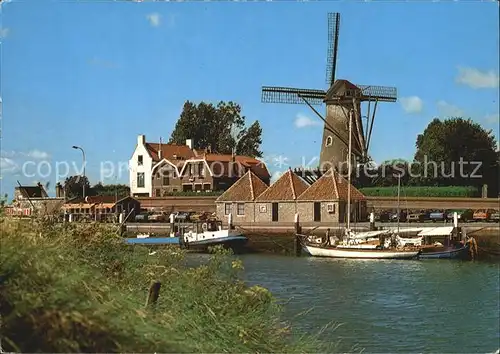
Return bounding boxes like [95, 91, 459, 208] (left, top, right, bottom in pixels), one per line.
[136, 196, 499, 213]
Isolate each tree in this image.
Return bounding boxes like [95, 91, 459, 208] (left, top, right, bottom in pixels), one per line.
[169, 101, 263, 157]
[236, 121, 263, 157]
[91, 183, 130, 198]
[63, 175, 91, 199]
[413, 117, 499, 195]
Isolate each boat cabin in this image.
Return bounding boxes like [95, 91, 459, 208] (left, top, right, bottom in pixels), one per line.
[171, 220, 223, 237]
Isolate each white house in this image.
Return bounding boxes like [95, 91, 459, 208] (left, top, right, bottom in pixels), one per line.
[129, 134, 271, 198]
[129, 135, 195, 197]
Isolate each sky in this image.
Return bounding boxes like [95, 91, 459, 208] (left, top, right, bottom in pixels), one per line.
[1, 0, 499, 197]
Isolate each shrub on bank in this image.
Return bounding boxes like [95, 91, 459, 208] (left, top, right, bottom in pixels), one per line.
[359, 186, 479, 198]
[0, 218, 325, 353]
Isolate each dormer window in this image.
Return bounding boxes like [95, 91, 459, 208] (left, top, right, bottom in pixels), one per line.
[138, 155, 143, 166]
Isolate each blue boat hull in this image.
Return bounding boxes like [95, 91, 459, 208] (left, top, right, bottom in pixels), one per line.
[419, 244, 470, 260]
[124, 237, 179, 245]
[124, 235, 248, 253]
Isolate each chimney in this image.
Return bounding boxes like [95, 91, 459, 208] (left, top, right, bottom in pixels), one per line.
[55, 182, 63, 198]
[158, 136, 162, 160]
[138, 134, 146, 146]
[186, 139, 193, 149]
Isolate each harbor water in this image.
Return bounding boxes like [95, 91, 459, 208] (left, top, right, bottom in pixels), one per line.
[193, 254, 500, 353]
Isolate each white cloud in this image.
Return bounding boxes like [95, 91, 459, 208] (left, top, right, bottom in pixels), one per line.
[0, 28, 9, 38]
[146, 13, 161, 27]
[0, 149, 50, 160]
[26, 149, 50, 160]
[436, 100, 464, 117]
[0, 157, 19, 174]
[456, 66, 499, 89]
[400, 96, 424, 114]
[294, 113, 320, 128]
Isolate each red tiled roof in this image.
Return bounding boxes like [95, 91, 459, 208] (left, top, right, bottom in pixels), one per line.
[216, 170, 268, 202]
[181, 154, 270, 181]
[145, 143, 195, 161]
[297, 168, 365, 201]
[255, 169, 309, 201]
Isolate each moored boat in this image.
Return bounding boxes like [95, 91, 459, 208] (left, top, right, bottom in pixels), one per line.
[302, 242, 421, 259]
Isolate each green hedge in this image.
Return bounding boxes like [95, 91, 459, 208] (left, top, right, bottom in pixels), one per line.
[163, 191, 224, 197]
[359, 186, 480, 198]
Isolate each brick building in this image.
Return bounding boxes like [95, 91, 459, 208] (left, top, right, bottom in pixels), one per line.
[296, 168, 366, 223]
[214, 167, 367, 224]
[254, 169, 309, 223]
[215, 170, 268, 223]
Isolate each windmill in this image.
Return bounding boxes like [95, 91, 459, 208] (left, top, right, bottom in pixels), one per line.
[261, 12, 397, 173]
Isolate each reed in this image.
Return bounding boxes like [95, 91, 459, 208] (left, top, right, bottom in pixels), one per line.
[0, 217, 328, 353]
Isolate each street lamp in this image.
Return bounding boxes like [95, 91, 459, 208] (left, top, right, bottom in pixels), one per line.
[72, 145, 86, 199]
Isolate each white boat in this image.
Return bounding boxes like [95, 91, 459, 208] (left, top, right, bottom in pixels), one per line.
[303, 244, 420, 259]
[300, 111, 421, 260]
[171, 213, 248, 252]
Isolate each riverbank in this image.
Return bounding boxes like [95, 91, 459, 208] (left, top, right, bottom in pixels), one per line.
[0, 218, 326, 352]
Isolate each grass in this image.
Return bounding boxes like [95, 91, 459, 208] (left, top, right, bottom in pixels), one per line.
[359, 186, 480, 198]
[0, 217, 328, 353]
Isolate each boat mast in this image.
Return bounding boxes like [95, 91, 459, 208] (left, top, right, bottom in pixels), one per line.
[346, 109, 353, 233]
[397, 173, 401, 234]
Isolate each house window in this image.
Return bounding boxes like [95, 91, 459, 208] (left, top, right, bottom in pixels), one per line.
[162, 176, 169, 186]
[155, 189, 160, 197]
[189, 164, 193, 176]
[327, 203, 336, 214]
[138, 155, 143, 166]
[199, 162, 205, 177]
[325, 136, 333, 147]
[203, 183, 211, 191]
[224, 203, 231, 215]
[137, 172, 145, 188]
[237, 203, 245, 216]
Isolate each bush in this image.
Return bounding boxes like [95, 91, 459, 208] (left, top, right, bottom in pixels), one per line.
[0, 218, 326, 353]
[359, 186, 480, 197]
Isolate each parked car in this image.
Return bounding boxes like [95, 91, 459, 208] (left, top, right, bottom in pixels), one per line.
[375, 211, 391, 222]
[134, 212, 151, 223]
[446, 209, 473, 223]
[472, 209, 491, 222]
[149, 212, 167, 222]
[389, 211, 407, 223]
[429, 210, 446, 222]
[407, 212, 425, 223]
[489, 210, 500, 223]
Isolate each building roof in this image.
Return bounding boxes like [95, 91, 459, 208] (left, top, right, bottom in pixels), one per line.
[292, 168, 323, 186]
[297, 168, 365, 201]
[145, 142, 195, 161]
[255, 168, 309, 201]
[181, 154, 271, 181]
[15, 184, 49, 199]
[216, 170, 268, 202]
[325, 79, 361, 101]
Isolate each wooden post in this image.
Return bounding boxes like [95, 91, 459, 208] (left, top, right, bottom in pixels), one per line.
[145, 281, 161, 308]
[369, 212, 375, 231]
[294, 213, 301, 257]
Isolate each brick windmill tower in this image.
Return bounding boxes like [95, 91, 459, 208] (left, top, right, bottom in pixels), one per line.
[261, 13, 398, 174]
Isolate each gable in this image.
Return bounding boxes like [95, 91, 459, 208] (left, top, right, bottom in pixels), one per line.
[255, 169, 309, 201]
[216, 171, 268, 202]
[297, 168, 365, 201]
